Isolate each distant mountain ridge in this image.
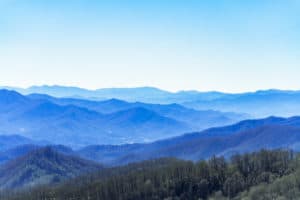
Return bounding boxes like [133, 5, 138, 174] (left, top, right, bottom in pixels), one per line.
[184, 90, 300, 117]
[3, 85, 300, 117]
[0, 89, 245, 146]
[2, 116, 300, 167]
[77, 116, 300, 166]
[28, 93, 246, 130]
[1, 85, 231, 103]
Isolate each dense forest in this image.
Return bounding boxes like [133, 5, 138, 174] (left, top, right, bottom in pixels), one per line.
[1, 149, 299, 200]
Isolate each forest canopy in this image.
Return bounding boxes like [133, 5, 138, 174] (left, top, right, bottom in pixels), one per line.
[2, 149, 299, 200]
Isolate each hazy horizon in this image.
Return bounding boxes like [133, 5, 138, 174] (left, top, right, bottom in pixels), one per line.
[2, 84, 300, 94]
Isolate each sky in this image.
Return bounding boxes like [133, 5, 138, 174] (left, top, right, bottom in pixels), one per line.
[0, 0, 299, 92]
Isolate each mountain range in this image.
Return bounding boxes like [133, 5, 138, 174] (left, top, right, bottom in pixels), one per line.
[77, 116, 300, 166]
[2, 116, 300, 167]
[1, 116, 300, 191]
[184, 90, 300, 117]
[3, 85, 300, 117]
[1, 86, 300, 192]
[2, 85, 227, 103]
[0, 89, 245, 147]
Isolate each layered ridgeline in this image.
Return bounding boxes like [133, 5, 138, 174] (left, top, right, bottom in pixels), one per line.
[0, 89, 246, 146]
[184, 90, 300, 118]
[4, 85, 300, 117]
[1, 117, 300, 198]
[1, 87, 300, 199]
[2, 116, 300, 167]
[2, 85, 228, 103]
[78, 116, 300, 166]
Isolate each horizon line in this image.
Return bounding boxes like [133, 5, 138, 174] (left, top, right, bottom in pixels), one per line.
[1, 84, 300, 94]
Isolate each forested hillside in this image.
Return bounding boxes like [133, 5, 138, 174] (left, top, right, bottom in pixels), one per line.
[2, 149, 298, 200]
[0, 147, 103, 190]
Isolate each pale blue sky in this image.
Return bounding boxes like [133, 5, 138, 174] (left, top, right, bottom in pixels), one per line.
[0, 0, 299, 92]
